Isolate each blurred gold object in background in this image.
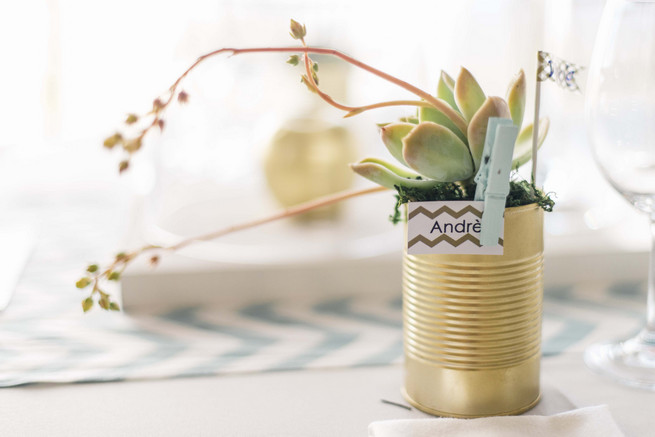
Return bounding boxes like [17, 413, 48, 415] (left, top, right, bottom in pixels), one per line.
[264, 118, 356, 221]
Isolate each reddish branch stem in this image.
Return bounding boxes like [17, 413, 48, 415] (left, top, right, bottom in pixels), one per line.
[168, 185, 388, 251]
[161, 46, 466, 132]
[93, 40, 460, 310]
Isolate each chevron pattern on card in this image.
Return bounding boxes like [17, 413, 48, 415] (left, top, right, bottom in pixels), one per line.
[408, 205, 483, 220]
[407, 234, 505, 249]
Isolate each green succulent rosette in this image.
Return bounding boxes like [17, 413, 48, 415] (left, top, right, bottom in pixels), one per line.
[351, 68, 549, 195]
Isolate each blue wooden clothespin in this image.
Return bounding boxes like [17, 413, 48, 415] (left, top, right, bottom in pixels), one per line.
[474, 118, 518, 247]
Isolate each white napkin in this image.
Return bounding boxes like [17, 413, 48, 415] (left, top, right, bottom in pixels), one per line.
[368, 405, 624, 437]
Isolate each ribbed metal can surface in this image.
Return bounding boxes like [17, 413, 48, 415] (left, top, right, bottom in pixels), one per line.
[402, 203, 544, 417]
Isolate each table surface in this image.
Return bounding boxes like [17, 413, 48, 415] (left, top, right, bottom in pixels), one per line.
[1, 351, 652, 437]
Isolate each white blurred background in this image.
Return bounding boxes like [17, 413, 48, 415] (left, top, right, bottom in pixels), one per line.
[0, 0, 645, 277]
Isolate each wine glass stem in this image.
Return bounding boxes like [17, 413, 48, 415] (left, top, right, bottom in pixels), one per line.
[647, 218, 655, 334]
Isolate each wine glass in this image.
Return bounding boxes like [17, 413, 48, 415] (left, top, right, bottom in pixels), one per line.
[585, 0, 655, 389]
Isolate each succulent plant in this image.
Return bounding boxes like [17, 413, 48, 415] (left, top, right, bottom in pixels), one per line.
[351, 68, 549, 193]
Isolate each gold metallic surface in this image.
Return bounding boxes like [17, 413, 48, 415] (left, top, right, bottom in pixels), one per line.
[402, 204, 544, 417]
[264, 118, 356, 221]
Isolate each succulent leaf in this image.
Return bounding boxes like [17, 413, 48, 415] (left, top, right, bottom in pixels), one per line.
[437, 71, 459, 112]
[454, 67, 486, 123]
[359, 157, 420, 179]
[506, 69, 526, 129]
[402, 122, 475, 182]
[380, 123, 414, 166]
[418, 105, 468, 145]
[350, 160, 444, 190]
[512, 118, 550, 169]
[467, 96, 511, 171]
[398, 115, 419, 124]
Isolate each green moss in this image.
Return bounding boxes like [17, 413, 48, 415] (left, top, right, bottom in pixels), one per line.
[506, 179, 555, 212]
[389, 179, 554, 224]
[389, 183, 466, 224]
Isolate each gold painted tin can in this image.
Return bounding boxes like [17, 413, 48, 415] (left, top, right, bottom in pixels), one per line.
[402, 203, 544, 417]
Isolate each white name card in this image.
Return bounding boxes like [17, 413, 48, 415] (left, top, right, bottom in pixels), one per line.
[407, 201, 504, 255]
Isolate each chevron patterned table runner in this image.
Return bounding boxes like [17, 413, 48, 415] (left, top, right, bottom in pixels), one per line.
[0, 278, 646, 387]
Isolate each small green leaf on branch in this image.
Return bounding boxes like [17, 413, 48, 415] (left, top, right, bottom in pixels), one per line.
[82, 297, 94, 312]
[301, 75, 318, 93]
[123, 137, 142, 153]
[76, 277, 92, 289]
[98, 295, 110, 310]
[103, 133, 122, 149]
[108, 272, 121, 281]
